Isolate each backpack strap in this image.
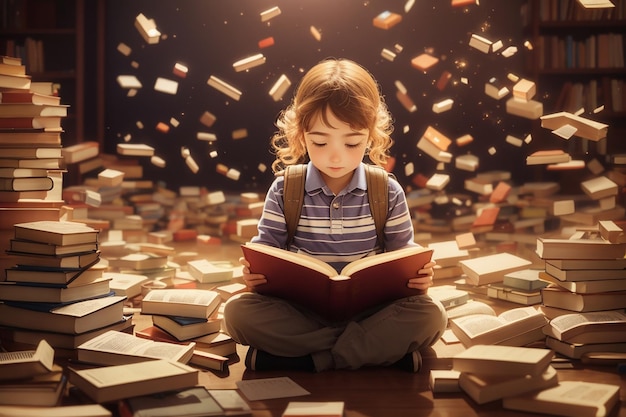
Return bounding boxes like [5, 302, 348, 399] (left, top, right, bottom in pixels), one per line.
[283, 164, 307, 249]
[364, 164, 389, 250]
[282, 164, 389, 250]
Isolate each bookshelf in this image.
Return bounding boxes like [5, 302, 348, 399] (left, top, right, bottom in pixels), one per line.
[523, 0, 626, 196]
[0, 0, 85, 147]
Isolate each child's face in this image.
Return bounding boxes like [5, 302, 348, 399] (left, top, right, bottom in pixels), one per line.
[304, 109, 369, 192]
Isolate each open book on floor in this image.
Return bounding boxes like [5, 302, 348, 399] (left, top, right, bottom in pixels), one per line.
[241, 243, 433, 321]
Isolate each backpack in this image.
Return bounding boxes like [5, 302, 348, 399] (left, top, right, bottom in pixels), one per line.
[282, 164, 389, 250]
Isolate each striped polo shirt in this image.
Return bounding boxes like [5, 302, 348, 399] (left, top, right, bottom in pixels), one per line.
[252, 162, 417, 272]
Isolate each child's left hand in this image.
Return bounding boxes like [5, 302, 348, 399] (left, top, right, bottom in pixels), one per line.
[407, 260, 435, 292]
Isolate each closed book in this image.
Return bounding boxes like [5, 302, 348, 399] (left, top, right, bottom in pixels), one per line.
[0, 62, 26, 76]
[545, 258, 626, 270]
[0, 103, 68, 117]
[8, 250, 100, 269]
[452, 345, 554, 377]
[141, 288, 221, 319]
[539, 271, 626, 294]
[152, 313, 222, 341]
[0, 277, 111, 303]
[0, 129, 62, 145]
[135, 326, 237, 357]
[0, 404, 111, 416]
[0, 158, 60, 169]
[13, 220, 99, 246]
[459, 252, 532, 286]
[0, 167, 48, 178]
[9, 239, 98, 256]
[105, 272, 148, 298]
[282, 401, 344, 417]
[7, 316, 134, 350]
[242, 242, 433, 321]
[0, 91, 60, 105]
[76, 330, 196, 366]
[0, 176, 52, 191]
[0, 146, 62, 159]
[503, 268, 548, 291]
[68, 359, 199, 404]
[0, 295, 126, 334]
[545, 336, 626, 360]
[0, 73, 31, 90]
[540, 285, 626, 312]
[0, 116, 62, 129]
[536, 237, 626, 260]
[459, 365, 558, 404]
[5, 259, 103, 285]
[502, 381, 620, 417]
[544, 262, 626, 282]
[0, 368, 67, 407]
[107, 252, 168, 271]
[486, 283, 542, 305]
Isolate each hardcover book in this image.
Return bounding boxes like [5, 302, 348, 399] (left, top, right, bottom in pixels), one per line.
[452, 344, 554, 377]
[68, 359, 198, 404]
[241, 242, 433, 321]
[141, 288, 222, 319]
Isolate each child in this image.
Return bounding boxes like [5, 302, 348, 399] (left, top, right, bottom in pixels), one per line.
[223, 58, 447, 372]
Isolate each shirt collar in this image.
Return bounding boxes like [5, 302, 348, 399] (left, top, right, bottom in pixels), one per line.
[305, 162, 367, 196]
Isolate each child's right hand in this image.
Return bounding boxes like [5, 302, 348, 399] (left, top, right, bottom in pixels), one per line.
[239, 256, 267, 291]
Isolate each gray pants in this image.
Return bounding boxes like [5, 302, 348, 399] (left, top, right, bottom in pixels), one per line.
[222, 292, 448, 371]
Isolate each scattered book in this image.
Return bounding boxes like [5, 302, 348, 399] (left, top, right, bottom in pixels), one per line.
[0, 404, 111, 417]
[543, 261, 626, 282]
[5, 262, 103, 285]
[452, 344, 554, 377]
[68, 359, 199, 404]
[141, 288, 222, 319]
[428, 370, 461, 393]
[8, 250, 100, 270]
[502, 381, 620, 417]
[0, 339, 54, 381]
[241, 242, 433, 321]
[486, 283, 542, 305]
[281, 401, 344, 417]
[0, 365, 67, 407]
[459, 365, 558, 405]
[9, 239, 99, 256]
[76, 330, 196, 366]
[449, 306, 547, 347]
[459, 252, 532, 286]
[539, 270, 626, 294]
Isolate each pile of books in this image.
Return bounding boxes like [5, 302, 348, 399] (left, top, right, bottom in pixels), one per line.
[452, 344, 621, 416]
[0, 55, 66, 204]
[0, 220, 131, 357]
[533, 223, 626, 360]
[0, 340, 67, 407]
[137, 288, 235, 371]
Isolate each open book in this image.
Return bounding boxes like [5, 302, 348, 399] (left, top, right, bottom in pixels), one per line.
[241, 243, 433, 321]
[449, 306, 547, 347]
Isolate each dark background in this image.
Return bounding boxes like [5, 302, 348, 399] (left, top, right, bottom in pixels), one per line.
[104, 0, 562, 194]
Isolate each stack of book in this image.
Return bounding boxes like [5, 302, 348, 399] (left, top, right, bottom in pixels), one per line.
[0, 220, 131, 357]
[0, 55, 68, 279]
[453, 344, 558, 405]
[0, 55, 67, 205]
[137, 288, 235, 371]
[486, 268, 547, 306]
[535, 226, 626, 359]
[0, 340, 67, 407]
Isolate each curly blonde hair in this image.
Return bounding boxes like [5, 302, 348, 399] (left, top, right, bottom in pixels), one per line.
[270, 58, 394, 173]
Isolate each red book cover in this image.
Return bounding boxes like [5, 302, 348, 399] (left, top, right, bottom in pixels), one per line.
[241, 243, 433, 321]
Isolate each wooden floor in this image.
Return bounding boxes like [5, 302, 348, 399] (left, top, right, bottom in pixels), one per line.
[142, 238, 626, 417]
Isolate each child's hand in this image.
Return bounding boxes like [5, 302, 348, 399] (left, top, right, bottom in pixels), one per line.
[407, 260, 435, 292]
[239, 256, 267, 291]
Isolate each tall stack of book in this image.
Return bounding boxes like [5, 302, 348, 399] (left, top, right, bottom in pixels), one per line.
[535, 224, 626, 359]
[0, 55, 68, 279]
[0, 220, 131, 357]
